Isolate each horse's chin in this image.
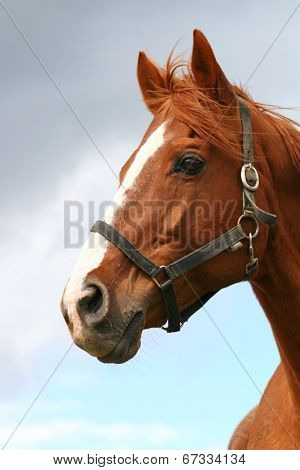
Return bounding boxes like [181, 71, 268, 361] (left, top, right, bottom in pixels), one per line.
[97, 311, 144, 364]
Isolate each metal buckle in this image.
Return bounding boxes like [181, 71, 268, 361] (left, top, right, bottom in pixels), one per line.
[241, 163, 259, 191]
[246, 233, 258, 275]
[246, 258, 258, 275]
[152, 266, 171, 288]
[238, 213, 259, 239]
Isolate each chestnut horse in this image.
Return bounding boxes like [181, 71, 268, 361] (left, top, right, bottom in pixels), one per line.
[61, 30, 300, 449]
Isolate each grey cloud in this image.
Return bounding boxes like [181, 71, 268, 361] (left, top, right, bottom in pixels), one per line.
[1, 0, 299, 220]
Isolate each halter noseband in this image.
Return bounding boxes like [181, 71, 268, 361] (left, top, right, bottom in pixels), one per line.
[91, 97, 277, 333]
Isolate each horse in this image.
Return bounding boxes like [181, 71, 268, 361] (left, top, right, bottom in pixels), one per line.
[61, 29, 300, 449]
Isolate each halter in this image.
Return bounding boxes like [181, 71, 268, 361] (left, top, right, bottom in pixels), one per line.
[91, 97, 277, 333]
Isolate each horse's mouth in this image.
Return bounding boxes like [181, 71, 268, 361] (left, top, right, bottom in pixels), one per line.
[97, 311, 144, 364]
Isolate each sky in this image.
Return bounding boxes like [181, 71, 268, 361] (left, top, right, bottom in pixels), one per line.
[0, 0, 299, 450]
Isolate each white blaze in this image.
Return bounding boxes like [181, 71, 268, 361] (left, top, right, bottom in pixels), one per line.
[63, 122, 167, 311]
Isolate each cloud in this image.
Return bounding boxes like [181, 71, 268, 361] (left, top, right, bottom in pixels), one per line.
[1, 401, 182, 449]
[0, 140, 134, 392]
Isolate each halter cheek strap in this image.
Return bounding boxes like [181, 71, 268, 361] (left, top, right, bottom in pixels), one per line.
[91, 97, 277, 333]
[238, 98, 276, 275]
[239, 98, 277, 227]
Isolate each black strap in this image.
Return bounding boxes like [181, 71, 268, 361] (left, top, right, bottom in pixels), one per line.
[91, 220, 160, 277]
[244, 190, 277, 226]
[239, 97, 254, 165]
[165, 225, 245, 279]
[238, 97, 277, 226]
[91, 221, 181, 332]
[179, 290, 218, 325]
[91, 221, 245, 283]
[91, 220, 246, 332]
[160, 280, 181, 332]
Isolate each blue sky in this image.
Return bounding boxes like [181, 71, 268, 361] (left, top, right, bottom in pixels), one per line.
[0, 0, 298, 450]
[1, 282, 279, 449]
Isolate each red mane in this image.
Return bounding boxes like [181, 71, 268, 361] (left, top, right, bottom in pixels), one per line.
[149, 53, 300, 171]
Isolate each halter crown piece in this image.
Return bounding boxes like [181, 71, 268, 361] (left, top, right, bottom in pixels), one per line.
[91, 97, 277, 333]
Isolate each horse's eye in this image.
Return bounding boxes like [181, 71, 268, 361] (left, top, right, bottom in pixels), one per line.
[174, 153, 205, 175]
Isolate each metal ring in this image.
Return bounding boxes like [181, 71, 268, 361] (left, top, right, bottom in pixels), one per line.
[237, 213, 259, 239]
[241, 163, 259, 191]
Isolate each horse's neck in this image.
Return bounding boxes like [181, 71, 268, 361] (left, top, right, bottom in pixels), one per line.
[252, 112, 300, 408]
[265, 117, 300, 253]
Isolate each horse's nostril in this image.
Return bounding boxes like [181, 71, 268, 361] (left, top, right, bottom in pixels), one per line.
[87, 285, 103, 314]
[76, 284, 104, 318]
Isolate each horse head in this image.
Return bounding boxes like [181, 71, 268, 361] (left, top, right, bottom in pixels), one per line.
[61, 30, 276, 363]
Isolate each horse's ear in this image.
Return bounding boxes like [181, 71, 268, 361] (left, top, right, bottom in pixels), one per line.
[137, 52, 165, 114]
[191, 29, 235, 104]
